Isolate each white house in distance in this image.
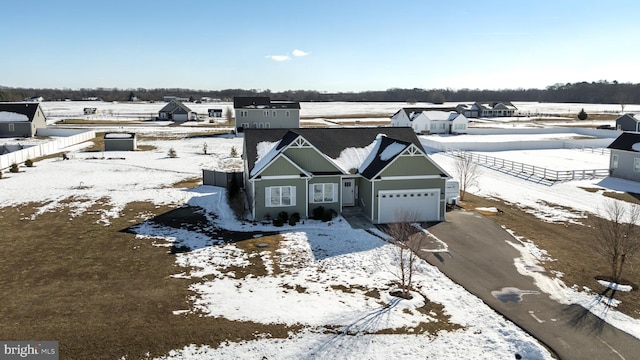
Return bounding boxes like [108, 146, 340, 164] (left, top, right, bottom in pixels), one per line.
[391, 108, 468, 134]
[233, 97, 300, 133]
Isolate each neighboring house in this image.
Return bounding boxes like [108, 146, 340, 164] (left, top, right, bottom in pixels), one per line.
[104, 132, 136, 151]
[243, 127, 452, 224]
[0, 102, 47, 138]
[208, 108, 223, 118]
[163, 96, 190, 102]
[456, 102, 517, 118]
[615, 113, 640, 132]
[607, 132, 640, 182]
[84, 107, 98, 115]
[390, 107, 457, 127]
[233, 97, 300, 133]
[392, 109, 467, 134]
[158, 99, 196, 121]
[24, 96, 44, 102]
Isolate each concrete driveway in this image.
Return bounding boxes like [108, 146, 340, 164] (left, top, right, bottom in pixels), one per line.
[419, 210, 640, 360]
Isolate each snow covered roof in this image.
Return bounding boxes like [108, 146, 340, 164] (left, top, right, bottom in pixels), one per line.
[359, 135, 412, 179]
[233, 96, 300, 110]
[0, 111, 29, 122]
[243, 128, 426, 178]
[104, 132, 135, 139]
[608, 132, 640, 152]
[159, 99, 192, 114]
[0, 102, 43, 122]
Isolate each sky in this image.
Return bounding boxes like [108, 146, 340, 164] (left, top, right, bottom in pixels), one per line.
[2, 0, 640, 92]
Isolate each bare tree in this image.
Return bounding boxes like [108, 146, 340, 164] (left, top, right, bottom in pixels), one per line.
[591, 201, 640, 284]
[454, 151, 480, 201]
[225, 107, 233, 126]
[383, 212, 421, 299]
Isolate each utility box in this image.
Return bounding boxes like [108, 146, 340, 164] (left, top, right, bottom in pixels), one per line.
[445, 180, 460, 205]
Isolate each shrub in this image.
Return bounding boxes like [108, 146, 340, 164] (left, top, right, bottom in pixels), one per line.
[278, 211, 289, 223]
[312, 206, 325, 220]
[272, 217, 284, 227]
[288, 217, 297, 226]
[25, 159, 34, 167]
[321, 209, 334, 222]
[9, 163, 19, 173]
[290, 212, 300, 223]
[578, 108, 588, 120]
[167, 148, 177, 158]
[230, 146, 238, 157]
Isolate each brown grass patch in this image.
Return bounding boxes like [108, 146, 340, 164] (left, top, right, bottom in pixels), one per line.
[0, 201, 300, 359]
[170, 176, 202, 189]
[460, 194, 640, 318]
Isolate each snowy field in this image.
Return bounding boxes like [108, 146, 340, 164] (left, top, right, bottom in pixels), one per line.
[36, 100, 640, 124]
[473, 148, 610, 169]
[3, 101, 640, 358]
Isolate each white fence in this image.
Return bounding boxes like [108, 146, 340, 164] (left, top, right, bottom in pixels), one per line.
[445, 148, 610, 185]
[1, 129, 95, 170]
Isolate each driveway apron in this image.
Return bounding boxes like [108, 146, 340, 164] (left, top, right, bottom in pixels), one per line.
[421, 210, 640, 360]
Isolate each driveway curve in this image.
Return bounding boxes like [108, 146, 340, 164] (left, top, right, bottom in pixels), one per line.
[420, 210, 640, 360]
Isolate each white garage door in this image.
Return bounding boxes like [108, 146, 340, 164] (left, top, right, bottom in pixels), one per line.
[378, 189, 440, 223]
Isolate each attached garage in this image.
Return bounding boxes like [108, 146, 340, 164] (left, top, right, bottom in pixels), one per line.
[377, 189, 440, 223]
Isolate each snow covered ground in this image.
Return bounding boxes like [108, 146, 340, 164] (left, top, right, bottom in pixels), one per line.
[3, 101, 640, 358]
[37, 99, 640, 124]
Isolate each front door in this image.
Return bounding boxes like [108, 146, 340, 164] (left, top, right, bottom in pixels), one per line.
[342, 179, 355, 206]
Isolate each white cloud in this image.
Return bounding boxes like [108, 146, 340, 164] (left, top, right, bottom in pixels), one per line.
[292, 49, 310, 57]
[266, 55, 291, 62]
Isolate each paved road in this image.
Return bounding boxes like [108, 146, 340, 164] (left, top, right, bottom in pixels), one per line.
[419, 210, 640, 360]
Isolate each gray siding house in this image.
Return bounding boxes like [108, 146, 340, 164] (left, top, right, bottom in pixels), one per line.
[234, 97, 300, 133]
[0, 102, 47, 138]
[158, 99, 195, 121]
[243, 127, 451, 224]
[608, 132, 640, 182]
[104, 132, 137, 151]
[456, 101, 517, 118]
[615, 114, 640, 132]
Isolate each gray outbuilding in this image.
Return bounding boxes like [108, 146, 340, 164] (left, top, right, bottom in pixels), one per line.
[104, 132, 137, 151]
[607, 132, 640, 182]
[0, 102, 47, 138]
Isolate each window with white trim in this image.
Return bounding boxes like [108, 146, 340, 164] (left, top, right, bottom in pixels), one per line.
[265, 186, 296, 207]
[612, 154, 619, 169]
[634, 158, 640, 172]
[310, 183, 337, 203]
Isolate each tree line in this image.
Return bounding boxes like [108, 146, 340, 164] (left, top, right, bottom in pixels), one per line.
[1, 80, 639, 104]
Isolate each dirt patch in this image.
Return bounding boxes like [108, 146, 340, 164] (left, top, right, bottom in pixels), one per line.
[0, 201, 301, 359]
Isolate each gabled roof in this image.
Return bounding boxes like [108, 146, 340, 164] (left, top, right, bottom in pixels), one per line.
[476, 101, 517, 110]
[233, 96, 300, 110]
[615, 113, 640, 123]
[413, 111, 462, 122]
[359, 136, 412, 179]
[244, 127, 442, 179]
[0, 102, 43, 122]
[608, 132, 640, 152]
[159, 99, 192, 114]
[392, 107, 457, 119]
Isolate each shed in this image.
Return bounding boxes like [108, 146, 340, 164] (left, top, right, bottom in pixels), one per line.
[208, 108, 223, 118]
[104, 132, 137, 151]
